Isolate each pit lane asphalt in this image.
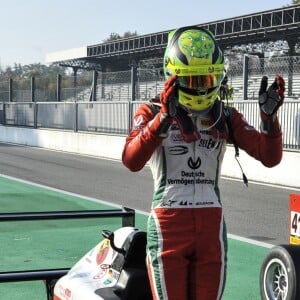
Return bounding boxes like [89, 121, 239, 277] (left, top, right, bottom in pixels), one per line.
[0, 142, 298, 246]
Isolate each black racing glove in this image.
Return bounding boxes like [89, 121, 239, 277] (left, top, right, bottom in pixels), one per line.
[258, 75, 285, 116]
[258, 75, 285, 134]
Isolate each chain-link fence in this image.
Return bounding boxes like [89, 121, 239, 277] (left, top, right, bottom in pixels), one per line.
[226, 55, 300, 100]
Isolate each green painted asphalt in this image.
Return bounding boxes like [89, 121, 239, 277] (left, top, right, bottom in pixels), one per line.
[0, 175, 268, 300]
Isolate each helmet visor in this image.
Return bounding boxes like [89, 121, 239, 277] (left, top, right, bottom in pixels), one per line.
[178, 74, 223, 91]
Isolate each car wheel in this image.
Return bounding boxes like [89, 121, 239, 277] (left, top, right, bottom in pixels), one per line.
[260, 244, 300, 300]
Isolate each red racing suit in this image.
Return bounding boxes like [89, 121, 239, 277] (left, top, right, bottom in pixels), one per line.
[122, 99, 282, 300]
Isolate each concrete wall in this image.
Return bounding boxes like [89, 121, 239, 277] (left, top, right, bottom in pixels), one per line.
[0, 126, 298, 189]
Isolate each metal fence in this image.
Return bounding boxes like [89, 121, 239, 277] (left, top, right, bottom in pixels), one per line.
[0, 100, 299, 150]
[1, 55, 300, 103]
[0, 55, 299, 150]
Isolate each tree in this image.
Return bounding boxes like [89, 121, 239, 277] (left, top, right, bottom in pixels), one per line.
[103, 31, 138, 42]
[0, 63, 69, 81]
[292, 0, 300, 4]
[123, 31, 138, 38]
[103, 32, 121, 42]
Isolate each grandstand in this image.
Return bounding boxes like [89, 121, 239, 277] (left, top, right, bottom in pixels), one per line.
[46, 5, 300, 71]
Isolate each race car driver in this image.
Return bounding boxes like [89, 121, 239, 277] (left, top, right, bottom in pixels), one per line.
[122, 26, 285, 300]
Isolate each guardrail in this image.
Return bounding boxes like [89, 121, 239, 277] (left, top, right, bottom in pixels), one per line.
[0, 207, 135, 300]
[0, 100, 299, 150]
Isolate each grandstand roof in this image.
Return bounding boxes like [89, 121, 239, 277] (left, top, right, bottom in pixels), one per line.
[46, 4, 300, 71]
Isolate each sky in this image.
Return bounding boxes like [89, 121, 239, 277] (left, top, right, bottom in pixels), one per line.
[0, 0, 293, 68]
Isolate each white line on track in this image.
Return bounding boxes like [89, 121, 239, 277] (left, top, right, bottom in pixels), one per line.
[221, 175, 300, 192]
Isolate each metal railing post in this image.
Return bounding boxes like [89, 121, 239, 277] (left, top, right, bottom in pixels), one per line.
[131, 63, 137, 101]
[92, 70, 98, 101]
[2, 102, 6, 125]
[57, 74, 61, 102]
[243, 55, 249, 100]
[74, 102, 78, 132]
[9, 78, 13, 102]
[33, 102, 38, 129]
[31, 76, 35, 102]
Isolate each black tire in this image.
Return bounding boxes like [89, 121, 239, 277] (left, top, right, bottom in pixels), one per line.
[260, 244, 300, 300]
